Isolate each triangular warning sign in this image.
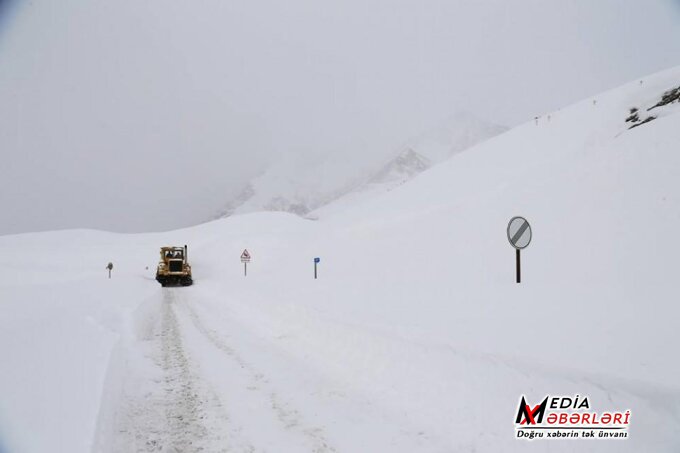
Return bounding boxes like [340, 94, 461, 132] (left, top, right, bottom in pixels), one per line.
[241, 249, 251, 259]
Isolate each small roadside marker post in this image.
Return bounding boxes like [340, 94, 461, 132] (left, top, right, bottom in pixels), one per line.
[507, 217, 532, 283]
[314, 257, 320, 279]
[106, 262, 113, 279]
[240, 249, 251, 276]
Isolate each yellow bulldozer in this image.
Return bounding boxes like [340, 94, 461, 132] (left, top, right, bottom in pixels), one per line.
[156, 245, 193, 286]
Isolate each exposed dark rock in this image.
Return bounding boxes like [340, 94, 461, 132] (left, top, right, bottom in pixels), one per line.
[625, 85, 678, 130]
[647, 86, 680, 111]
[629, 116, 656, 130]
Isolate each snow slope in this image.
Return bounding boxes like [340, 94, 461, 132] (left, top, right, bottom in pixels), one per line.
[1, 67, 680, 452]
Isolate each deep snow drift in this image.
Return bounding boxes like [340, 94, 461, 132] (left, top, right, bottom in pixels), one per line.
[1, 67, 679, 452]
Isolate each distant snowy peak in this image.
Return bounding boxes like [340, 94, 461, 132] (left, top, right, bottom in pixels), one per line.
[213, 112, 506, 220]
[215, 164, 365, 219]
[368, 148, 432, 185]
[370, 113, 507, 186]
[214, 181, 331, 219]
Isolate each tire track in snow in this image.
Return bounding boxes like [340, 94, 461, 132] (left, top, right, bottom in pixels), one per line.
[153, 289, 226, 452]
[176, 298, 337, 453]
[102, 290, 233, 453]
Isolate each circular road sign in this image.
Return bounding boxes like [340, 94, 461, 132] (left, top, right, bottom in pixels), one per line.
[507, 216, 532, 249]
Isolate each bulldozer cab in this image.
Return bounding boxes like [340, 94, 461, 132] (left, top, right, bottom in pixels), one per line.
[162, 247, 184, 261]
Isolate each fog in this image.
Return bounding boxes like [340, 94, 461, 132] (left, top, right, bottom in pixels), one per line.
[1, 0, 679, 235]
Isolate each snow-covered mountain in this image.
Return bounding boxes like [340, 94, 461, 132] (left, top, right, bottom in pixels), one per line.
[214, 113, 506, 219]
[1, 67, 679, 453]
[2, 0, 680, 235]
[367, 148, 431, 185]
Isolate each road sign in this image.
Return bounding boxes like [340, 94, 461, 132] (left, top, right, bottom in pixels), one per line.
[240, 249, 251, 262]
[507, 216, 532, 249]
[507, 217, 531, 283]
[106, 262, 113, 279]
[241, 249, 251, 276]
[314, 257, 320, 263]
[313, 257, 320, 279]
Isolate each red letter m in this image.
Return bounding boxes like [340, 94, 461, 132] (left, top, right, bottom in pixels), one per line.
[516, 396, 548, 425]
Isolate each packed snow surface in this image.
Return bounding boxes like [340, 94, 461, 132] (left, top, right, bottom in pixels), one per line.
[1, 67, 680, 452]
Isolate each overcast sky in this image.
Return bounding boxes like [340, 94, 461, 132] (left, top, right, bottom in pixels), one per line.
[1, 0, 679, 235]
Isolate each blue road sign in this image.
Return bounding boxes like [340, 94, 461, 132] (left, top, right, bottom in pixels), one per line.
[314, 257, 320, 263]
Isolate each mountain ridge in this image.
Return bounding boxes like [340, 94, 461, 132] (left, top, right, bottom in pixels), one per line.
[214, 113, 506, 219]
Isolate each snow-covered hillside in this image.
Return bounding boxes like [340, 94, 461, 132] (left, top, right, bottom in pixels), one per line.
[3, 0, 680, 235]
[1, 67, 679, 452]
[215, 113, 505, 219]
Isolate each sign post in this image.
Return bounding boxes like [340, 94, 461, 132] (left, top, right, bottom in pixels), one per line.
[106, 262, 113, 279]
[240, 249, 251, 276]
[507, 217, 532, 283]
[314, 257, 320, 279]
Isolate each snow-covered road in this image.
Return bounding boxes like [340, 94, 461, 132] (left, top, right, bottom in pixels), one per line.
[97, 288, 337, 453]
[100, 289, 228, 452]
